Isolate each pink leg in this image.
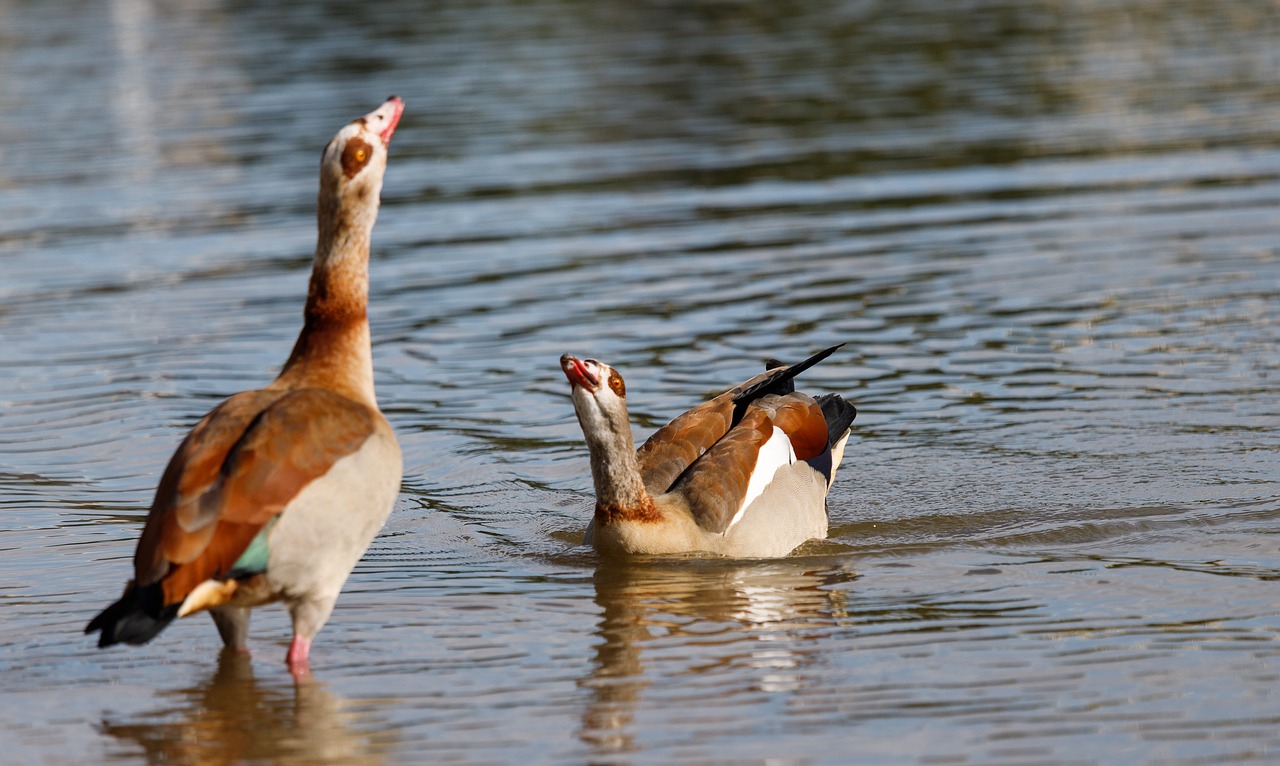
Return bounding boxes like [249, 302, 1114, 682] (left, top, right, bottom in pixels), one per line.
[286, 635, 312, 677]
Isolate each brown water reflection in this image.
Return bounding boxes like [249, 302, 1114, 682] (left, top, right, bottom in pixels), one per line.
[100, 652, 388, 765]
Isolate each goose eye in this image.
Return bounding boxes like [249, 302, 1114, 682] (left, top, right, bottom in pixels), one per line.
[341, 137, 373, 178]
[608, 372, 626, 398]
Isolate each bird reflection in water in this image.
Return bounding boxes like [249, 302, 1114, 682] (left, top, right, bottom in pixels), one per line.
[100, 650, 389, 765]
[578, 558, 856, 755]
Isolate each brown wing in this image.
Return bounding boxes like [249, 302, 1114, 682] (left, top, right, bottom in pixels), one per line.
[664, 407, 775, 534]
[133, 387, 376, 606]
[637, 346, 840, 496]
[635, 366, 809, 495]
[635, 393, 735, 495]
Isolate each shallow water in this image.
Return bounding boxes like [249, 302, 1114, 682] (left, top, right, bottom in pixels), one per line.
[2, 0, 1280, 763]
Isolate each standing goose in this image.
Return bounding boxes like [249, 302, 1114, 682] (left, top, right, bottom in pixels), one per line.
[560, 345, 856, 558]
[86, 97, 405, 675]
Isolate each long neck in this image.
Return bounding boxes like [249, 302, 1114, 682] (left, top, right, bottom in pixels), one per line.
[276, 192, 377, 405]
[584, 410, 659, 523]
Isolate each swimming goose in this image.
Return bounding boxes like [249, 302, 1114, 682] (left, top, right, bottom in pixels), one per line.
[560, 345, 856, 558]
[86, 97, 405, 675]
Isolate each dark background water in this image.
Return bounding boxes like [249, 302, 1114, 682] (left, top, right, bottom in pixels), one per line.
[2, 1, 1279, 763]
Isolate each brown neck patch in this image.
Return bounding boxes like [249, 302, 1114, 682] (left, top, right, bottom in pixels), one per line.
[284, 313, 364, 367]
[276, 313, 374, 406]
[595, 494, 663, 525]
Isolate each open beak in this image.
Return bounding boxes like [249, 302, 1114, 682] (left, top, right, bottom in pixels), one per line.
[560, 354, 600, 391]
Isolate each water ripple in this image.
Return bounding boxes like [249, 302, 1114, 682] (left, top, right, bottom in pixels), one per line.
[2, 1, 1279, 764]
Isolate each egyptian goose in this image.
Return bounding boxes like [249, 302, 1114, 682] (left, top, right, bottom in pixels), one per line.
[86, 97, 405, 675]
[560, 345, 856, 558]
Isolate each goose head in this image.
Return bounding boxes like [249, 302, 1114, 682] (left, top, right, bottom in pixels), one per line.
[561, 354, 632, 445]
[316, 96, 404, 236]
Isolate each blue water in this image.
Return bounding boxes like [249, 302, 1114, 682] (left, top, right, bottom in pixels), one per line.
[2, 1, 1279, 763]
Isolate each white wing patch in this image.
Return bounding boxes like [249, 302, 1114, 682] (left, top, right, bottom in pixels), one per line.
[723, 426, 795, 536]
[828, 430, 851, 489]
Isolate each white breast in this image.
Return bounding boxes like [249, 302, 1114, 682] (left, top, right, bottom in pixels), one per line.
[265, 429, 402, 602]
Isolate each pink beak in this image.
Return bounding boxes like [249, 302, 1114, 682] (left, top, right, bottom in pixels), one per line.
[560, 354, 599, 390]
[365, 96, 404, 145]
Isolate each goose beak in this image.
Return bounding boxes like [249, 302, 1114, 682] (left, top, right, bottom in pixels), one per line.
[561, 354, 600, 391]
[365, 96, 404, 145]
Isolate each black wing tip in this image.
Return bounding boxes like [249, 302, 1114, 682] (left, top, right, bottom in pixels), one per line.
[737, 343, 848, 405]
[795, 343, 846, 371]
[85, 583, 177, 648]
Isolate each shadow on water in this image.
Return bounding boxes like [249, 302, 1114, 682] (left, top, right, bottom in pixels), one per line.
[100, 652, 392, 765]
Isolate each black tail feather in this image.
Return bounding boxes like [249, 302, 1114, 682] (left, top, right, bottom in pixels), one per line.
[762, 358, 794, 395]
[85, 582, 178, 648]
[732, 344, 846, 425]
[737, 344, 844, 406]
[815, 393, 857, 446]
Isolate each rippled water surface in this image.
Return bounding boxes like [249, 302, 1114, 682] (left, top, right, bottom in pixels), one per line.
[3, 1, 1280, 763]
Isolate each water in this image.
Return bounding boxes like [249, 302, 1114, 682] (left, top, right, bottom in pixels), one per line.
[2, 0, 1279, 763]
